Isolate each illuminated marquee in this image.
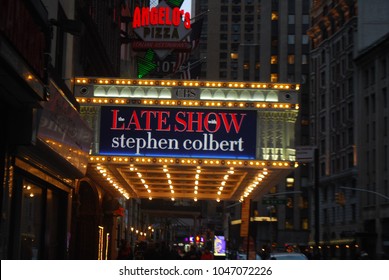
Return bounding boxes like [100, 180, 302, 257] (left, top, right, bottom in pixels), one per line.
[99, 107, 257, 159]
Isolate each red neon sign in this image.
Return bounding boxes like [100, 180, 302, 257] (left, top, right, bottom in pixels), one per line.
[132, 6, 191, 29]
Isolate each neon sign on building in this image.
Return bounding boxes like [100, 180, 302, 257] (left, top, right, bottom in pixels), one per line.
[132, 6, 191, 30]
[132, 1, 192, 60]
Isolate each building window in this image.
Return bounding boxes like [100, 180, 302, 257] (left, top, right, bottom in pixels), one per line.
[320, 116, 326, 132]
[271, 37, 278, 47]
[271, 55, 278, 64]
[302, 15, 309, 25]
[271, 12, 279, 20]
[288, 55, 295, 64]
[288, 35, 295, 44]
[381, 58, 387, 78]
[370, 66, 376, 85]
[320, 71, 325, 87]
[320, 162, 326, 177]
[364, 97, 369, 114]
[301, 219, 308, 230]
[321, 50, 326, 64]
[348, 152, 354, 168]
[302, 35, 309, 44]
[231, 52, 238, 59]
[321, 94, 325, 109]
[348, 77, 354, 94]
[285, 220, 293, 230]
[363, 69, 369, 88]
[286, 177, 294, 188]
[348, 127, 353, 145]
[288, 15, 295, 24]
[320, 139, 325, 155]
[302, 55, 308, 64]
[271, 73, 278, 82]
[243, 62, 249, 70]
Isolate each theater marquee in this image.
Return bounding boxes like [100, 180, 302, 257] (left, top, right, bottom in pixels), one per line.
[99, 107, 257, 159]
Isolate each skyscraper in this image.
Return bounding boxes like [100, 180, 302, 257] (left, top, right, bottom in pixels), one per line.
[194, 0, 311, 250]
[201, 0, 310, 84]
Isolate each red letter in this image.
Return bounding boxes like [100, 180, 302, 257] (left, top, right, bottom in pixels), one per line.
[174, 111, 187, 132]
[187, 112, 204, 132]
[126, 110, 142, 130]
[156, 111, 171, 131]
[184, 12, 191, 29]
[111, 109, 124, 130]
[141, 7, 149, 26]
[133, 7, 141, 28]
[140, 110, 157, 131]
[164, 7, 171, 25]
[220, 113, 246, 133]
[158, 7, 165, 25]
[172, 7, 181, 26]
[150, 7, 158, 25]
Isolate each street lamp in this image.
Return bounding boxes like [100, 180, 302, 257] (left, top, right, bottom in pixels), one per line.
[339, 186, 389, 201]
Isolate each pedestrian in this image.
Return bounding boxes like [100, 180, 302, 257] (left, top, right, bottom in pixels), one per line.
[117, 239, 133, 260]
[200, 248, 214, 260]
[184, 245, 200, 260]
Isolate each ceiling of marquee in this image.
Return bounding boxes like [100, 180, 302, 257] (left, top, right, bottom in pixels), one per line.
[86, 157, 295, 202]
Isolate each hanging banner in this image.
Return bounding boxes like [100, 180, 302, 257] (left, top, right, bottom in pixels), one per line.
[99, 106, 257, 159]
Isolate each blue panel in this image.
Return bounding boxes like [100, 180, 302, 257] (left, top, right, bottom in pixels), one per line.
[99, 106, 257, 159]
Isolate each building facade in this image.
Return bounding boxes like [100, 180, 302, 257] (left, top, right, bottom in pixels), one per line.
[0, 0, 91, 259]
[308, 0, 389, 259]
[355, 0, 389, 257]
[0, 0, 134, 260]
[355, 33, 389, 259]
[308, 0, 359, 259]
[188, 0, 311, 253]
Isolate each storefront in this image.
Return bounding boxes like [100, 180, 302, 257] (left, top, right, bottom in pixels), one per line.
[0, 75, 93, 259]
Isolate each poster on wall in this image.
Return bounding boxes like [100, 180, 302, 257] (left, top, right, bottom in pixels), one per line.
[99, 106, 257, 159]
[214, 236, 226, 257]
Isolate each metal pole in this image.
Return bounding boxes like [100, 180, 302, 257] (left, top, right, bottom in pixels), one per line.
[246, 199, 251, 260]
[314, 148, 320, 248]
[339, 186, 389, 201]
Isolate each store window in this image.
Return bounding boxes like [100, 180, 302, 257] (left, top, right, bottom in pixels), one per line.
[20, 182, 43, 259]
[15, 176, 68, 260]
